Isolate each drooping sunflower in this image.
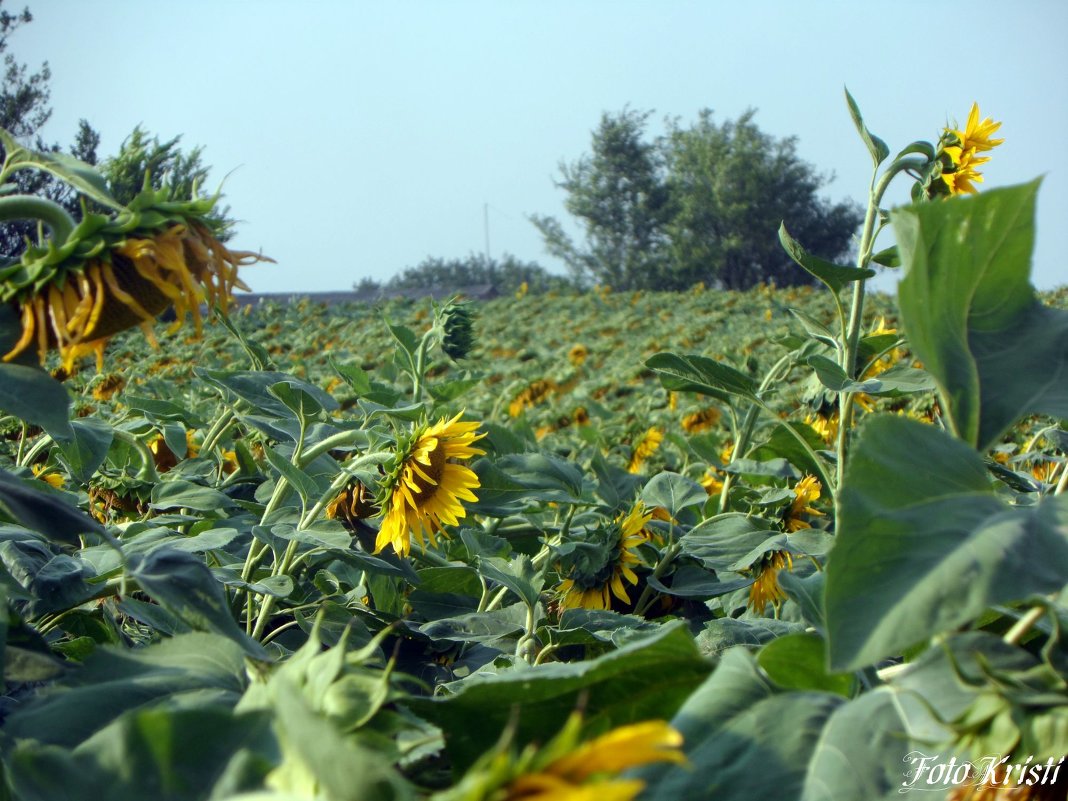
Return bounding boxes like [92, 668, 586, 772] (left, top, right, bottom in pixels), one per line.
[1, 185, 265, 371]
[682, 406, 721, 434]
[374, 412, 486, 557]
[784, 474, 824, 532]
[567, 343, 588, 366]
[747, 550, 793, 612]
[557, 502, 651, 610]
[508, 379, 556, 418]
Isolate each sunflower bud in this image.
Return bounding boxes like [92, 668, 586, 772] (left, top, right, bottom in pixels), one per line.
[440, 299, 475, 361]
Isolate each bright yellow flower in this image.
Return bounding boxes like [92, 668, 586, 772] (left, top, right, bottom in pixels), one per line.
[375, 413, 485, 557]
[509, 379, 556, 418]
[31, 464, 65, 489]
[805, 411, 839, 445]
[558, 503, 651, 610]
[784, 475, 824, 532]
[951, 102, 1005, 153]
[940, 103, 1003, 196]
[627, 427, 663, 474]
[500, 718, 685, 801]
[700, 468, 724, 496]
[747, 550, 793, 612]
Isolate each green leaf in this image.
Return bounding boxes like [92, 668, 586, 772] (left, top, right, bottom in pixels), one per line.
[641, 472, 706, 517]
[55, 418, 113, 483]
[825, 416, 1068, 671]
[779, 223, 875, 293]
[262, 446, 323, 513]
[409, 621, 711, 773]
[0, 364, 73, 441]
[0, 471, 105, 547]
[0, 128, 121, 210]
[640, 647, 946, 801]
[128, 548, 266, 659]
[149, 479, 234, 512]
[895, 179, 1068, 449]
[477, 554, 542, 608]
[757, 633, 855, 696]
[6, 708, 275, 801]
[2, 632, 250, 748]
[268, 381, 324, 424]
[647, 351, 757, 403]
[844, 87, 889, 167]
[497, 452, 588, 504]
[807, 355, 934, 396]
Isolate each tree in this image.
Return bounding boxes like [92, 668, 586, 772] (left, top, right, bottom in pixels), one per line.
[0, 2, 101, 259]
[371, 252, 573, 296]
[665, 109, 862, 289]
[531, 109, 674, 290]
[534, 107, 863, 291]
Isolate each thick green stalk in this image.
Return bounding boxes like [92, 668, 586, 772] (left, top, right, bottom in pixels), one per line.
[0, 194, 76, 244]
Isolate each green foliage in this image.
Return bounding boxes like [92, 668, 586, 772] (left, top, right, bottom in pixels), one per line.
[365, 252, 573, 296]
[534, 107, 863, 290]
[531, 108, 674, 290]
[0, 3, 101, 259]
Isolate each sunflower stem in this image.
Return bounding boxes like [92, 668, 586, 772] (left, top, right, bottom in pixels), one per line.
[0, 194, 76, 245]
[1003, 603, 1048, 646]
[200, 407, 237, 455]
[634, 541, 681, 617]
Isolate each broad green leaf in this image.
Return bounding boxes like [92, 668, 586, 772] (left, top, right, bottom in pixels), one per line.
[268, 381, 325, 423]
[779, 223, 875, 293]
[497, 452, 588, 504]
[647, 351, 757, 403]
[2, 632, 250, 748]
[757, 633, 855, 696]
[477, 554, 542, 607]
[6, 707, 275, 801]
[128, 548, 266, 659]
[149, 478, 234, 512]
[807, 355, 934, 396]
[0, 128, 121, 210]
[895, 179, 1068, 449]
[825, 416, 1068, 670]
[640, 647, 946, 801]
[0, 471, 105, 547]
[0, 364, 73, 441]
[55, 418, 113, 483]
[409, 621, 711, 772]
[641, 471, 706, 517]
[122, 395, 204, 426]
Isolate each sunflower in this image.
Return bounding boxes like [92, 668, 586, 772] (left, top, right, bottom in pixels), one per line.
[682, 407, 721, 434]
[502, 718, 685, 801]
[747, 550, 793, 612]
[509, 379, 556, 418]
[567, 343, 588, 366]
[2, 213, 263, 371]
[557, 502, 651, 610]
[326, 480, 379, 529]
[374, 412, 486, 557]
[938, 103, 1003, 196]
[784, 474, 824, 532]
[626, 427, 663, 474]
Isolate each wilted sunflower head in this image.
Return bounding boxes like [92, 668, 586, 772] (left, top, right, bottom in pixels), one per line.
[627, 427, 663, 474]
[747, 550, 793, 612]
[1, 186, 266, 371]
[784, 475, 824, 532]
[374, 412, 486, 557]
[557, 502, 652, 611]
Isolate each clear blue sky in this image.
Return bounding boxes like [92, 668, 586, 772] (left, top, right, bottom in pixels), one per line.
[13, 1, 1068, 293]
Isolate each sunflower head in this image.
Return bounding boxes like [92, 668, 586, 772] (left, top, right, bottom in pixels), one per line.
[374, 412, 485, 557]
[326, 480, 379, 530]
[784, 475, 824, 532]
[927, 103, 1004, 198]
[1, 186, 267, 371]
[747, 550, 793, 612]
[556, 502, 651, 611]
[440, 298, 476, 361]
[627, 427, 663, 474]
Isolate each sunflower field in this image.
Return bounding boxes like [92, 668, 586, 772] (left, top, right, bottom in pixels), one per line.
[0, 95, 1066, 801]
